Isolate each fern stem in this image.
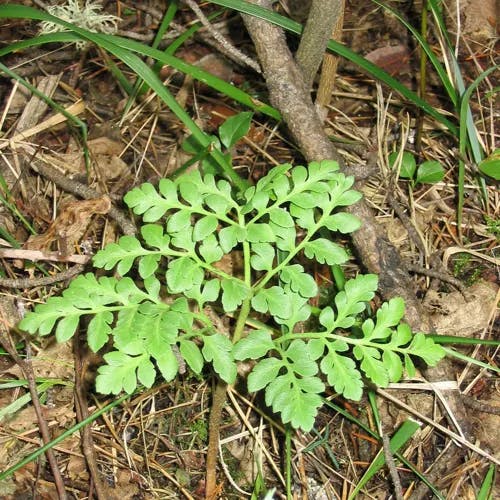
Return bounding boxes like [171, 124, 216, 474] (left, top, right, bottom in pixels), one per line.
[233, 294, 251, 343]
[205, 297, 252, 498]
[205, 379, 227, 499]
[285, 426, 292, 499]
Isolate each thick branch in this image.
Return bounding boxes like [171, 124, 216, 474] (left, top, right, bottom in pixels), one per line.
[295, 0, 343, 90]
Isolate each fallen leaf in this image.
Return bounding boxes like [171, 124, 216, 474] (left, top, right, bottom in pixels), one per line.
[426, 280, 498, 337]
[24, 196, 111, 255]
[364, 44, 411, 75]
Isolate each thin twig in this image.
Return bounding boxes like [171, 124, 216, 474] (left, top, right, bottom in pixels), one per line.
[0, 264, 84, 289]
[0, 248, 90, 265]
[388, 191, 467, 294]
[29, 159, 137, 236]
[381, 433, 404, 500]
[206, 380, 229, 499]
[296, 0, 343, 90]
[315, 0, 345, 121]
[73, 338, 109, 499]
[387, 191, 426, 255]
[406, 263, 466, 293]
[184, 0, 261, 73]
[0, 318, 68, 499]
[462, 395, 500, 415]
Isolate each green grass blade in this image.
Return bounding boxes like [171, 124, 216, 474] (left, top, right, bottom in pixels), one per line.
[206, 0, 458, 134]
[477, 464, 495, 500]
[323, 399, 443, 498]
[457, 65, 499, 238]
[373, 0, 457, 107]
[443, 346, 500, 374]
[91, 39, 247, 190]
[427, 0, 489, 231]
[0, 226, 20, 249]
[0, 6, 250, 191]
[367, 389, 381, 430]
[0, 173, 37, 234]
[427, 0, 484, 159]
[124, 0, 179, 109]
[348, 419, 421, 500]
[0, 190, 37, 234]
[164, 10, 225, 57]
[99, 33, 279, 120]
[426, 335, 500, 347]
[151, 1, 178, 51]
[0, 5, 279, 121]
[303, 426, 340, 469]
[0, 380, 64, 422]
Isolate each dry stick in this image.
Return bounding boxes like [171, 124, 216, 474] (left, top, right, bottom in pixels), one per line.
[184, 0, 261, 73]
[73, 338, 108, 499]
[388, 192, 466, 293]
[381, 433, 404, 500]
[29, 160, 137, 236]
[406, 263, 466, 293]
[0, 264, 84, 289]
[241, 0, 429, 331]
[206, 380, 228, 499]
[0, 319, 68, 499]
[0, 159, 135, 289]
[461, 395, 500, 416]
[295, 0, 342, 90]
[241, 0, 474, 485]
[0, 248, 90, 265]
[205, 298, 251, 499]
[315, 0, 345, 120]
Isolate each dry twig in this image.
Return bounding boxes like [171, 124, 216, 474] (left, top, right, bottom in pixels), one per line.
[185, 0, 261, 73]
[28, 159, 136, 236]
[381, 433, 404, 500]
[73, 338, 109, 499]
[0, 264, 84, 289]
[0, 316, 68, 499]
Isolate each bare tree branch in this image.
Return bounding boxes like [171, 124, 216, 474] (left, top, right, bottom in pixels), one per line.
[296, 0, 343, 90]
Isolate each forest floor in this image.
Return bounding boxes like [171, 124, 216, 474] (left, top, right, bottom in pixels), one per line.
[0, 1, 498, 499]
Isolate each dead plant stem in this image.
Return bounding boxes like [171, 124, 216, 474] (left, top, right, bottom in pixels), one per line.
[205, 298, 251, 499]
[0, 318, 68, 499]
[0, 264, 84, 289]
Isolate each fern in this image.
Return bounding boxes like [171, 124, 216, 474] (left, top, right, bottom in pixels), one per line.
[19, 159, 445, 431]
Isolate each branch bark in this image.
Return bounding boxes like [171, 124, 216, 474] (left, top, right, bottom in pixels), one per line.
[295, 0, 343, 90]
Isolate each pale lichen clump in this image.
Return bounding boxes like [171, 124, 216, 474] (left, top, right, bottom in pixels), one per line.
[39, 0, 120, 49]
